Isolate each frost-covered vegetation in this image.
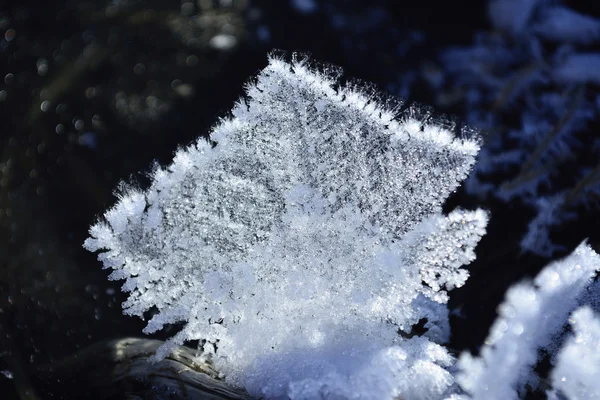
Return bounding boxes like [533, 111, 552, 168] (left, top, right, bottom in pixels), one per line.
[457, 242, 600, 399]
[439, 0, 600, 256]
[85, 54, 600, 399]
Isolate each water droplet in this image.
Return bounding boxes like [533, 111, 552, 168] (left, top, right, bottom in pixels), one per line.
[181, 2, 195, 15]
[133, 63, 146, 75]
[513, 323, 524, 335]
[4, 28, 16, 42]
[74, 119, 84, 131]
[209, 34, 237, 50]
[37, 59, 48, 76]
[186, 55, 199, 66]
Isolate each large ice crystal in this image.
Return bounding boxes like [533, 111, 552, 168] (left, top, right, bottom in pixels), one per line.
[84, 56, 487, 399]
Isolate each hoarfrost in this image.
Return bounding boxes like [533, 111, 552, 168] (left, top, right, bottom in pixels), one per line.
[457, 242, 600, 399]
[440, 0, 600, 256]
[85, 56, 486, 399]
[549, 306, 600, 400]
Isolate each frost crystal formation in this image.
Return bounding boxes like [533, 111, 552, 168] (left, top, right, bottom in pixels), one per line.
[84, 57, 487, 399]
[438, 0, 600, 256]
[457, 242, 600, 400]
[550, 306, 600, 400]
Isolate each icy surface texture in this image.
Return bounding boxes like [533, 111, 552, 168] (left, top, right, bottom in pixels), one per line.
[457, 242, 600, 399]
[84, 56, 487, 399]
[439, 0, 600, 256]
[549, 306, 600, 400]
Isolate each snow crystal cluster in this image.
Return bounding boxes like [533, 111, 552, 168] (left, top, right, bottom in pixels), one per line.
[439, 0, 600, 256]
[85, 55, 488, 399]
[85, 54, 600, 400]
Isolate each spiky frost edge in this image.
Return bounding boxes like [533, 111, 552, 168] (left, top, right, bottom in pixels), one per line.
[259, 55, 480, 158]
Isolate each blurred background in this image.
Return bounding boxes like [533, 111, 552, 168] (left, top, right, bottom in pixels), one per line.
[0, 0, 599, 398]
